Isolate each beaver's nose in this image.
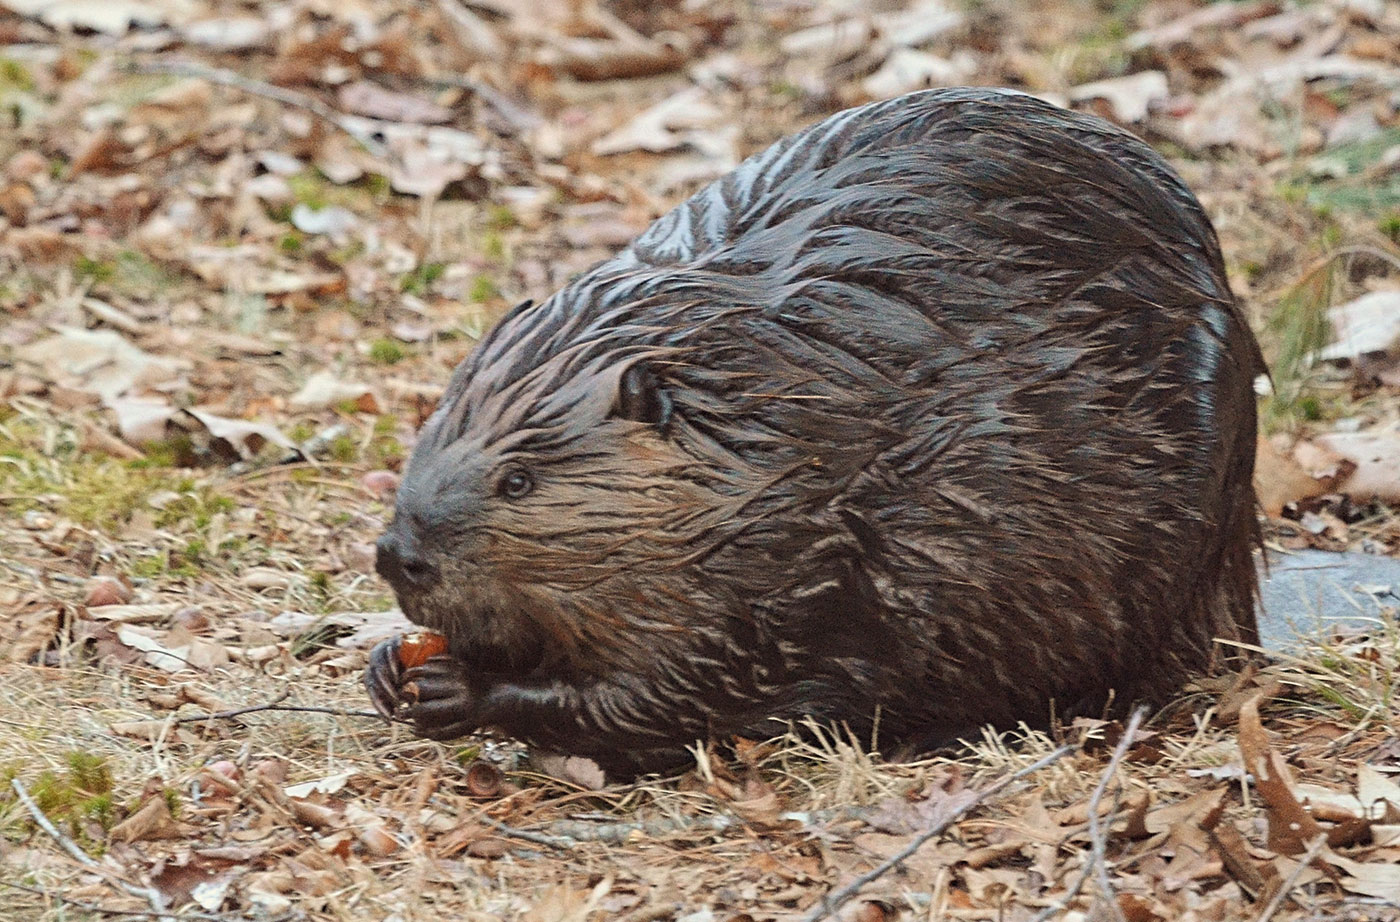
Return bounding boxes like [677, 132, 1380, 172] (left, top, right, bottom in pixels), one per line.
[376, 530, 437, 591]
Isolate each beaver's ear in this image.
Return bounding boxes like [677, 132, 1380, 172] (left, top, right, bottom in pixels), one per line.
[613, 363, 673, 431]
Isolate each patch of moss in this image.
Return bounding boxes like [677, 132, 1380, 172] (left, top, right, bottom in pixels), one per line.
[73, 255, 116, 284]
[3, 753, 117, 850]
[152, 482, 235, 530]
[66, 752, 112, 795]
[0, 57, 34, 92]
[400, 262, 446, 295]
[481, 231, 507, 264]
[130, 549, 198, 580]
[469, 274, 499, 303]
[360, 173, 391, 197]
[328, 435, 359, 463]
[369, 434, 403, 467]
[367, 338, 406, 365]
[287, 171, 329, 210]
[1379, 213, 1400, 244]
[485, 204, 518, 231]
[71, 250, 177, 299]
[129, 435, 196, 469]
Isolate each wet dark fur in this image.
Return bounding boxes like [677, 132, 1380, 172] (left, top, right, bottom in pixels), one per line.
[370, 87, 1264, 777]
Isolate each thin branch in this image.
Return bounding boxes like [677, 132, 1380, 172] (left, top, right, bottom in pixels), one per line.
[121, 59, 388, 158]
[481, 816, 576, 850]
[802, 743, 1076, 922]
[1255, 834, 1328, 922]
[173, 691, 383, 725]
[0, 880, 286, 922]
[1032, 707, 1146, 922]
[171, 689, 289, 725]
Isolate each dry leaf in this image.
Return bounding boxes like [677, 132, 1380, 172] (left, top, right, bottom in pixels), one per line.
[1238, 696, 1324, 854]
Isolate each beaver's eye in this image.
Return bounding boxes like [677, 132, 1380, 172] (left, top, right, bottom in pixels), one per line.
[498, 467, 534, 499]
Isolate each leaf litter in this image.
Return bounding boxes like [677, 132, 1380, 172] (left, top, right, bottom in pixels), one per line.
[1, 0, 1399, 919]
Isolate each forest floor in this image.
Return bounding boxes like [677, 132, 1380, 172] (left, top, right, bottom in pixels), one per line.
[1, 0, 1399, 919]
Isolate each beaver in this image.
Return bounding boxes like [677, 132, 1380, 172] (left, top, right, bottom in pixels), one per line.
[366, 87, 1264, 777]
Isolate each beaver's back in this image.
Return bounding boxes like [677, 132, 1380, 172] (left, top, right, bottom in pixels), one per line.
[396, 88, 1264, 768]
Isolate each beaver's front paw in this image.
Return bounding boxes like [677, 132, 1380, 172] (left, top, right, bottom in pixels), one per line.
[365, 636, 407, 719]
[399, 656, 479, 740]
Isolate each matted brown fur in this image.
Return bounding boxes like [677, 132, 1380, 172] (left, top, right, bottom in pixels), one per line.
[367, 87, 1264, 777]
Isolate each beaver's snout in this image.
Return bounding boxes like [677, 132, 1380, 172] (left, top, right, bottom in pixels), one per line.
[375, 527, 438, 594]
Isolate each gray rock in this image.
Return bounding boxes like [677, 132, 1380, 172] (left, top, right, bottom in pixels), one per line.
[1257, 549, 1399, 651]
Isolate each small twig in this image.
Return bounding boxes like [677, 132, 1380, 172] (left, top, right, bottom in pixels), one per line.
[481, 816, 577, 850]
[11, 780, 167, 913]
[170, 689, 289, 725]
[172, 691, 382, 725]
[1254, 834, 1328, 922]
[1032, 707, 1146, 922]
[802, 743, 1076, 922]
[122, 59, 387, 158]
[0, 880, 282, 922]
[1086, 711, 1142, 922]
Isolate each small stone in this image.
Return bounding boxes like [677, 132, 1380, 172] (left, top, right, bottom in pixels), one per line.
[85, 578, 132, 607]
[6, 150, 47, 181]
[208, 760, 240, 781]
[171, 606, 210, 632]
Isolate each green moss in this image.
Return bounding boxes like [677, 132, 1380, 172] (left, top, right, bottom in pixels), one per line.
[129, 435, 196, 469]
[287, 171, 329, 210]
[130, 553, 169, 580]
[278, 233, 304, 254]
[328, 435, 359, 463]
[485, 204, 518, 231]
[0, 57, 34, 91]
[468, 274, 499, 303]
[73, 255, 116, 284]
[367, 338, 406, 365]
[66, 752, 112, 795]
[369, 435, 403, 467]
[1379, 213, 1400, 244]
[5, 754, 118, 850]
[361, 173, 391, 197]
[400, 262, 446, 295]
[288, 421, 316, 443]
[481, 231, 506, 264]
[153, 484, 234, 530]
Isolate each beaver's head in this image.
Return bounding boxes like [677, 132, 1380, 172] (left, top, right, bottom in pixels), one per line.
[375, 273, 795, 680]
[375, 238, 913, 682]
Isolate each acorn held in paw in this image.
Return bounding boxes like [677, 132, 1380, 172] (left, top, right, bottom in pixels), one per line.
[365, 87, 1264, 778]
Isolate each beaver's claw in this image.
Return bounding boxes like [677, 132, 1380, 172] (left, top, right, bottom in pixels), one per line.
[365, 636, 406, 719]
[365, 637, 478, 740]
